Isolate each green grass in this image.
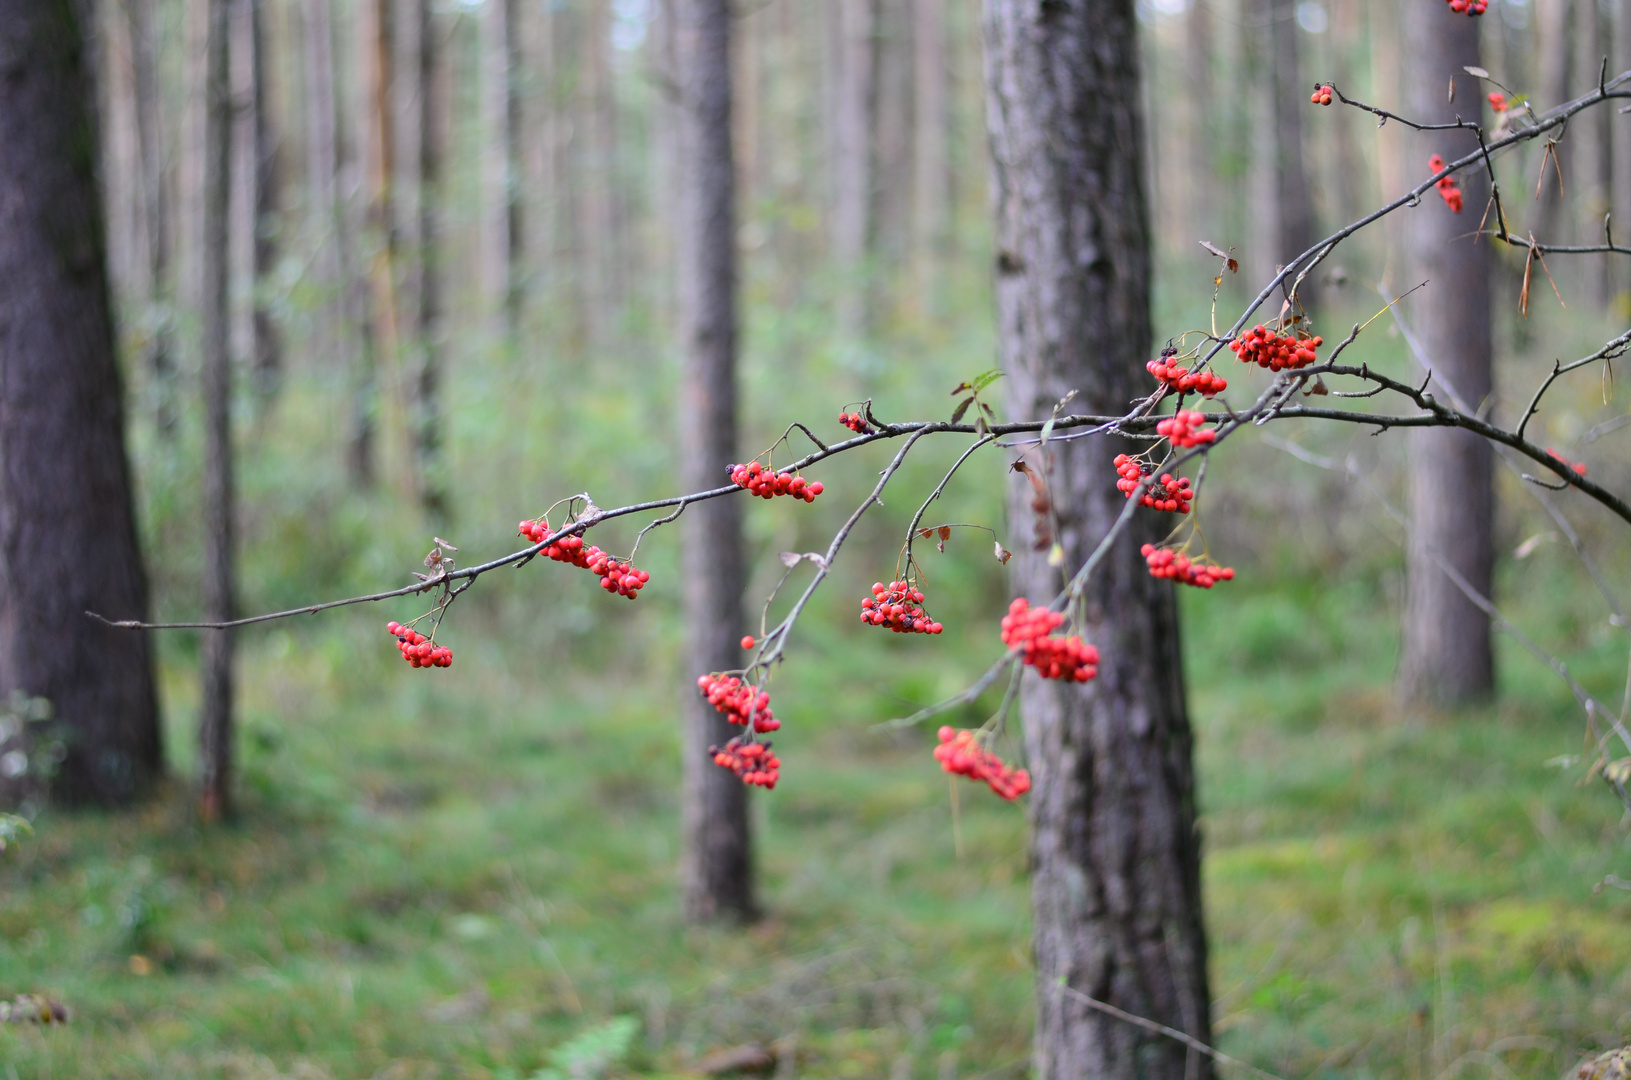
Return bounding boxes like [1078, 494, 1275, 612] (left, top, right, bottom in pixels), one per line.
[2, 554, 1628, 1077]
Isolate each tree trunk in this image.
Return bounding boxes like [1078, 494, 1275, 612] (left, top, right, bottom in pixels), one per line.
[1534, 0, 1572, 245]
[1249, 0, 1317, 300]
[982, 2, 1212, 1077]
[414, 0, 448, 521]
[0, 0, 162, 809]
[1397, 8, 1494, 705]
[503, 0, 524, 337]
[359, 0, 401, 408]
[334, 0, 379, 490]
[674, 0, 753, 924]
[125, 0, 176, 436]
[832, 0, 876, 336]
[911, 0, 948, 313]
[249, 0, 283, 404]
[1617, 0, 1631, 284]
[199, 0, 236, 822]
[305, 0, 340, 368]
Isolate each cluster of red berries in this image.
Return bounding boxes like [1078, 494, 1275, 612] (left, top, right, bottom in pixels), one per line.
[860, 580, 944, 634]
[1488, 91, 1508, 113]
[1229, 326, 1323, 371]
[1156, 410, 1217, 449]
[1546, 448, 1589, 477]
[711, 736, 780, 789]
[386, 622, 453, 668]
[1000, 599, 1100, 682]
[1428, 154, 1463, 213]
[1140, 544, 1235, 589]
[1310, 83, 1334, 106]
[518, 519, 650, 599]
[1443, 0, 1487, 15]
[934, 727, 1031, 800]
[839, 412, 876, 434]
[1147, 351, 1227, 397]
[697, 673, 780, 732]
[729, 461, 824, 502]
[1114, 455, 1193, 513]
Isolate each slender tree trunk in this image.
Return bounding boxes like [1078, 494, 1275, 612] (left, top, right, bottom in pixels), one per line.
[503, 0, 524, 337]
[1575, 0, 1613, 304]
[305, 0, 340, 367]
[0, 0, 162, 809]
[1534, 0, 1572, 244]
[675, 0, 753, 924]
[982, 2, 1212, 1076]
[415, 0, 448, 520]
[911, 0, 948, 313]
[360, 0, 401, 405]
[126, 0, 176, 436]
[335, 1, 379, 489]
[1250, 0, 1317, 300]
[1616, 0, 1631, 295]
[249, 0, 283, 404]
[1398, 8, 1494, 704]
[199, 0, 236, 822]
[833, 0, 876, 336]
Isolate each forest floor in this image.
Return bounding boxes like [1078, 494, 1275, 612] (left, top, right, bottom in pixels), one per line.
[1, 560, 1628, 1079]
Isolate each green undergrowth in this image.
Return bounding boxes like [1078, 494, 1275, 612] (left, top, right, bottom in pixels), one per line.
[2, 554, 1628, 1077]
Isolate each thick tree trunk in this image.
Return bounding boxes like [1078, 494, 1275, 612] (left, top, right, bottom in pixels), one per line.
[0, 0, 162, 808]
[335, 1, 379, 490]
[1398, 8, 1494, 704]
[199, 0, 236, 822]
[982, 2, 1212, 1077]
[674, 0, 753, 924]
[126, 0, 176, 436]
[249, 0, 283, 404]
[414, 0, 448, 521]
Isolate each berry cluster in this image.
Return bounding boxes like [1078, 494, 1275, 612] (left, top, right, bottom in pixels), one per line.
[1488, 91, 1508, 113]
[711, 736, 780, 789]
[839, 411, 876, 434]
[861, 580, 944, 634]
[1114, 455, 1193, 513]
[1310, 83, 1334, 106]
[1000, 599, 1100, 682]
[387, 622, 453, 668]
[729, 461, 824, 502]
[1229, 326, 1323, 371]
[1428, 154, 1463, 213]
[1443, 0, 1487, 14]
[1546, 448, 1589, 477]
[934, 727, 1031, 800]
[1140, 544, 1235, 588]
[518, 519, 650, 599]
[1156, 410, 1217, 449]
[1147, 351, 1227, 396]
[697, 673, 781, 732]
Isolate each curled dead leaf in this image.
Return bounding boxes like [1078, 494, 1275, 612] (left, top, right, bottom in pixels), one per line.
[994, 542, 1012, 565]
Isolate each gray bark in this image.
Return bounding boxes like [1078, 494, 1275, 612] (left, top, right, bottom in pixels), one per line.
[1249, 0, 1317, 299]
[200, 0, 236, 820]
[832, 0, 876, 336]
[982, 2, 1211, 1077]
[1534, 0, 1572, 245]
[0, 0, 161, 808]
[674, 0, 753, 923]
[414, 0, 448, 520]
[249, 0, 282, 403]
[911, 0, 949, 311]
[1398, 7, 1495, 704]
[125, 0, 176, 435]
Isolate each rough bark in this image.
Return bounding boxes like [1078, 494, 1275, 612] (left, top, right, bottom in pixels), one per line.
[982, 2, 1212, 1077]
[0, 0, 161, 808]
[674, 0, 753, 924]
[414, 0, 448, 521]
[125, 0, 176, 435]
[199, 0, 236, 821]
[1398, 8, 1494, 704]
[335, 0, 379, 490]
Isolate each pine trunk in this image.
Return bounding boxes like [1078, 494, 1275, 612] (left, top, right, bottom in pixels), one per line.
[911, 0, 948, 312]
[199, 0, 236, 822]
[832, 0, 876, 336]
[0, 0, 162, 808]
[1398, 8, 1494, 704]
[249, 0, 283, 403]
[126, 0, 176, 436]
[982, 1, 1212, 1076]
[674, 0, 754, 924]
[414, 0, 447, 521]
